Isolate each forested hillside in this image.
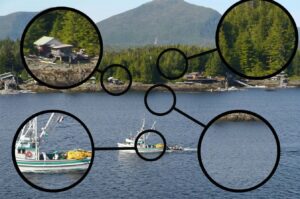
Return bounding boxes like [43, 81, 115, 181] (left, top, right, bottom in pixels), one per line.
[98, 46, 300, 83]
[218, 0, 297, 77]
[0, 39, 23, 74]
[1, 0, 300, 84]
[1, 39, 300, 83]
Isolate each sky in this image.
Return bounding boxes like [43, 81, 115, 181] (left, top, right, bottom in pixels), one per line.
[0, 0, 299, 25]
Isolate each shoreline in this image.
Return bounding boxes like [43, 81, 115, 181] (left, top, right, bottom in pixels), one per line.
[15, 80, 300, 94]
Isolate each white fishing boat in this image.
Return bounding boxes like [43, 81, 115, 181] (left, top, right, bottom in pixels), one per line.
[15, 113, 92, 173]
[117, 118, 184, 153]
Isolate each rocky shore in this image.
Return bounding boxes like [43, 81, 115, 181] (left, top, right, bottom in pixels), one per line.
[18, 79, 300, 94]
[218, 113, 260, 122]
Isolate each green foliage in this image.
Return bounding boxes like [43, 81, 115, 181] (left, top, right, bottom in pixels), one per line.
[287, 51, 300, 76]
[205, 53, 225, 76]
[1, 39, 300, 84]
[0, 39, 23, 73]
[218, 0, 296, 77]
[24, 10, 100, 56]
[99, 45, 228, 83]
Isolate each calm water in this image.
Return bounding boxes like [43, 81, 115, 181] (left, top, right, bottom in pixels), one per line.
[0, 89, 299, 198]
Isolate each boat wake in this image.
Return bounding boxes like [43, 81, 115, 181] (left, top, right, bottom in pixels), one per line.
[182, 147, 197, 152]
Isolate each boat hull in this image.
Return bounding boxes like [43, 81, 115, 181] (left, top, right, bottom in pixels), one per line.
[117, 143, 164, 153]
[17, 158, 90, 173]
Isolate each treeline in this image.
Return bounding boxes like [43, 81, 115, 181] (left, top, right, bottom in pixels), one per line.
[0, 39, 23, 74]
[99, 45, 226, 83]
[24, 10, 100, 56]
[219, 0, 296, 77]
[99, 45, 300, 83]
[1, 39, 300, 83]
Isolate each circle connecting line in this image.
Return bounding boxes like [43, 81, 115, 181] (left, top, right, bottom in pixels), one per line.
[96, 68, 103, 74]
[187, 48, 218, 60]
[198, 110, 281, 192]
[94, 129, 167, 161]
[156, 48, 218, 80]
[94, 147, 134, 151]
[145, 84, 207, 128]
[173, 107, 206, 128]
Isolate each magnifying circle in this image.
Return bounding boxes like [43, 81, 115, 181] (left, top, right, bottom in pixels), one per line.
[215, 0, 298, 80]
[12, 110, 95, 192]
[134, 129, 167, 161]
[20, 7, 103, 89]
[198, 110, 280, 192]
[156, 48, 188, 80]
[144, 84, 176, 116]
[100, 64, 133, 96]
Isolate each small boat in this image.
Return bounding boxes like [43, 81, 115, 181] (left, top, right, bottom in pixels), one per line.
[117, 118, 184, 153]
[15, 113, 92, 173]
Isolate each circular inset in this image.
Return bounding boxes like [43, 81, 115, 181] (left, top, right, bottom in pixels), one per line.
[144, 84, 176, 116]
[21, 7, 103, 89]
[12, 110, 95, 192]
[134, 130, 167, 161]
[216, 0, 298, 79]
[157, 48, 188, 80]
[100, 64, 132, 96]
[198, 110, 280, 192]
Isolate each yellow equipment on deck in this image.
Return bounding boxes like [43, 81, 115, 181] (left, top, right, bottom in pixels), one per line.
[67, 149, 92, 160]
[155, 143, 164, 149]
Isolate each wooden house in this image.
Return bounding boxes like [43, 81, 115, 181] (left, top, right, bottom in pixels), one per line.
[34, 36, 62, 57]
[184, 72, 202, 80]
[51, 44, 74, 61]
[34, 36, 73, 61]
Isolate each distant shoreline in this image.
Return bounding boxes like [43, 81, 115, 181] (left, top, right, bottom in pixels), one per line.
[17, 80, 300, 94]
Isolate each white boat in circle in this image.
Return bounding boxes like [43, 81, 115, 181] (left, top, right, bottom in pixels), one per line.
[117, 118, 184, 153]
[15, 113, 92, 173]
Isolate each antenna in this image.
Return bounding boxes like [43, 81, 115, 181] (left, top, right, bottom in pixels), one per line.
[151, 121, 156, 130]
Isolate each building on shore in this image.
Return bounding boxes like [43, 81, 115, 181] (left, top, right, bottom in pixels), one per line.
[0, 72, 18, 90]
[34, 36, 73, 61]
[183, 72, 220, 84]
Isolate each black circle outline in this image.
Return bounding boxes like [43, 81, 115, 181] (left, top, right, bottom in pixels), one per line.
[144, 84, 176, 116]
[100, 64, 132, 96]
[134, 129, 167, 161]
[20, 7, 104, 89]
[156, 48, 189, 80]
[216, 0, 299, 80]
[11, 109, 95, 193]
[197, 110, 281, 192]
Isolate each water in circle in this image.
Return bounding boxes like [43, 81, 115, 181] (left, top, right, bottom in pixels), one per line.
[0, 88, 299, 198]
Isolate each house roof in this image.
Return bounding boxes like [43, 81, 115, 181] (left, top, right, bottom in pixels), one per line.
[34, 36, 58, 46]
[51, 44, 73, 49]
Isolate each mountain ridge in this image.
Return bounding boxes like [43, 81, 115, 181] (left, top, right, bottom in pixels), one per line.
[97, 0, 221, 46]
[0, 1, 299, 47]
[0, 12, 37, 40]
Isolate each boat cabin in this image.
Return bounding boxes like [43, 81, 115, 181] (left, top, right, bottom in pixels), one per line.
[16, 138, 37, 160]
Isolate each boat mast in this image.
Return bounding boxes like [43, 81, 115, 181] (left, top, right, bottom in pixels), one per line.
[150, 121, 156, 130]
[16, 120, 34, 150]
[40, 113, 61, 140]
[33, 117, 39, 160]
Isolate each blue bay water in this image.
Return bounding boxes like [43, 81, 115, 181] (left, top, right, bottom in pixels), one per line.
[0, 88, 299, 198]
